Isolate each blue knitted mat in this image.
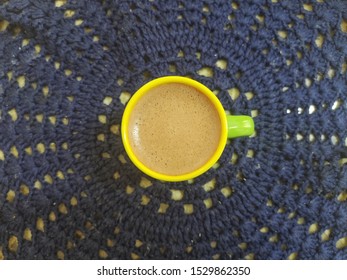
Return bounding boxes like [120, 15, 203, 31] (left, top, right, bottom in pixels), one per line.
[0, 0, 347, 260]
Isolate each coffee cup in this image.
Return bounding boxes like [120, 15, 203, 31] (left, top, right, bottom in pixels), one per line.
[121, 76, 254, 182]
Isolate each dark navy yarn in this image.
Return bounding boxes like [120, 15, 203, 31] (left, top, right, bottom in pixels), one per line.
[0, 0, 347, 260]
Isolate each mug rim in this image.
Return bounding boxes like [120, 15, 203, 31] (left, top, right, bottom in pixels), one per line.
[121, 76, 228, 182]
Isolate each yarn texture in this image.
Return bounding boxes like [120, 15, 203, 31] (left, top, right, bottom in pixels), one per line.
[0, 0, 347, 260]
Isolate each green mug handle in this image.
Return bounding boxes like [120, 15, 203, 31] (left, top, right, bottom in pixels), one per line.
[227, 115, 254, 138]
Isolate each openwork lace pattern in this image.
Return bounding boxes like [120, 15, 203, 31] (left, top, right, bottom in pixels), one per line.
[0, 0, 346, 259]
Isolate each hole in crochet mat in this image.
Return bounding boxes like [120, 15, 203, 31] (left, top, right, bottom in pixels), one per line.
[158, 203, 169, 214]
[337, 191, 347, 204]
[42, 86, 49, 97]
[113, 171, 120, 180]
[99, 250, 108, 259]
[110, 124, 120, 135]
[244, 92, 254, 100]
[297, 217, 306, 225]
[244, 253, 255, 260]
[84, 175, 92, 182]
[277, 30, 287, 39]
[140, 177, 152, 188]
[50, 142, 57, 152]
[170, 189, 184, 201]
[64, 69, 72, 76]
[256, 14, 265, 23]
[49, 116, 56, 125]
[141, 195, 150, 206]
[339, 158, 347, 167]
[269, 234, 279, 243]
[56, 251, 65, 260]
[331, 99, 342, 110]
[341, 19, 347, 33]
[36, 114, 44, 123]
[327, 67, 335, 79]
[44, 174, 53, 184]
[126, 185, 135, 194]
[197, 67, 214, 77]
[8, 109, 18, 121]
[10, 146, 18, 158]
[58, 203, 68, 214]
[64, 10, 75, 18]
[221, 186, 233, 198]
[308, 105, 316, 114]
[202, 178, 216, 192]
[230, 152, 238, 164]
[60, 143, 68, 152]
[17, 75, 26, 88]
[0, 149, 4, 161]
[101, 152, 111, 159]
[62, 117, 69, 125]
[8, 236, 18, 253]
[55, 0, 67, 7]
[36, 218, 45, 232]
[36, 143, 45, 154]
[185, 246, 193, 254]
[331, 135, 339, 145]
[341, 62, 347, 74]
[260, 227, 269, 233]
[336, 237, 347, 250]
[204, 198, 213, 209]
[315, 34, 324, 48]
[23, 228, 32, 241]
[98, 115, 107, 124]
[246, 149, 254, 158]
[201, 16, 207, 25]
[75, 19, 84, 26]
[303, 4, 313, 11]
[131, 253, 140, 260]
[70, 196, 78, 206]
[107, 239, 116, 248]
[118, 154, 127, 164]
[183, 204, 194, 214]
[177, 50, 184, 57]
[135, 239, 143, 248]
[238, 242, 247, 250]
[251, 110, 259, 118]
[202, 4, 210, 13]
[227, 88, 240, 100]
[304, 78, 312, 88]
[20, 184, 30, 196]
[288, 252, 298, 260]
[97, 133, 105, 142]
[169, 63, 177, 73]
[215, 59, 228, 70]
[296, 133, 303, 141]
[309, 223, 319, 234]
[7, 71, 13, 80]
[6, 190, 15, 203]
[119, 91, 131, 105]
[34, 44, 41, 55]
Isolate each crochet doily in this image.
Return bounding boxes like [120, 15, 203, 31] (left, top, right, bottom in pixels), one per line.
[0, 0, 347, 259]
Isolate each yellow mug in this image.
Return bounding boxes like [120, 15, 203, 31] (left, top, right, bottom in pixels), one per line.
[121, 76, 254, 182]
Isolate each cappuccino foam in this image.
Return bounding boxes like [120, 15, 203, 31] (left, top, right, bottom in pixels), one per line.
[128, 83, 222, 176]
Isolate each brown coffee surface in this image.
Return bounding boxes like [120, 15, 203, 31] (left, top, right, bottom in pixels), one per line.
[128, 83, 222, 176]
